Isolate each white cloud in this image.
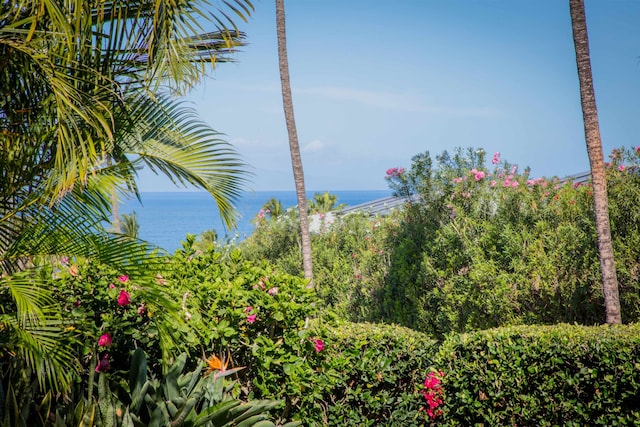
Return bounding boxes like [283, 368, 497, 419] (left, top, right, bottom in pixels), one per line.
[303, 139, 326, 152]
[295, 85, 498, 117]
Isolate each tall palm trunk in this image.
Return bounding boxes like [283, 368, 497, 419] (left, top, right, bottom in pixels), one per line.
[275, 0, 313, 283]
[569, 0, 621, 323]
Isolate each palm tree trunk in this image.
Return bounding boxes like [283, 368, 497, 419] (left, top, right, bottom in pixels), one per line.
[569, 0, 621, 324]
[275, 0, 313, 284]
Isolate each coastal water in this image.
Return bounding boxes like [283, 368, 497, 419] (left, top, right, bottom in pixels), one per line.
[119, 190, 391, 252]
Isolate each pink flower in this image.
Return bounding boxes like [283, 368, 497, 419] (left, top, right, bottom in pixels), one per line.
[244, 306, 253, 314]
[490, 180, 497, 187]
[422, 371, 445, 420]
[95, 353, 110, 372]
[268, 287, 279, 296]
[511, 181, 519, 188]
[247, 314, 257, 324]
[618, 165, 625, 172]
[474, 171, 485, 181]
[117, 290, 132, 306]
[424, 372, 442, 389]
[385, 167, 405, 178]
[137, 303, 146, 316]
[109, 283, 116, 289]
[492, 152, 500, 165]
[98, 333, 112, 347]
[60, 256, 69, 266]
[311, 338, 324, 352]
[635, 146, 640, 154]
[117, 275, 129, 283]
[452, 177, 463, 184]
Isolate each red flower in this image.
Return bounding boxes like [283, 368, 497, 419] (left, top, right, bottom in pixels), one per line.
[95, 353, 110, 372]
[117, 275, 129, 283]
[117, 290, 132, 306]
[422, 371, 445, 420]
[98, 333, 112, 347]
[311, 338, 324, 352]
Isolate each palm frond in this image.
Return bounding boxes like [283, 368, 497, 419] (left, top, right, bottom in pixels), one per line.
[0, 274, 80, 394]
[113, 94, 249, 229]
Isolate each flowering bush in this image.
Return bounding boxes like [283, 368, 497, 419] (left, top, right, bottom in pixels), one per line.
[378, 146, 640, 336]
[50, 258, 191, 378]
[164, 242, 323, 421]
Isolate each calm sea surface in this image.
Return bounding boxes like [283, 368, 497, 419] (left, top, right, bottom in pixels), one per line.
[119, 190, 391, 252]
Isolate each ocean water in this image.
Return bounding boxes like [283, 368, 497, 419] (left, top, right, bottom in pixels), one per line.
[118, 190, 391, 252]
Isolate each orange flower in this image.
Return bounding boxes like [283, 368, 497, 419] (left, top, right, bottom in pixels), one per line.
[205, 354, 228, 375]
[69, 265, 79, 277]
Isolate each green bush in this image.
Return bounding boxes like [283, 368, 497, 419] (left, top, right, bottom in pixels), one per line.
[164, 241, 321, 421]
[301, 321, 436, 427]
[432, 323, 640, 426]
[379, 146, 640, 337]
[163, 242, 436, 425]
[239, 147, 640, 337]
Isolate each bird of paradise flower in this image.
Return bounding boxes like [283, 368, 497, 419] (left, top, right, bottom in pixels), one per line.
[204, 352, 244, 378]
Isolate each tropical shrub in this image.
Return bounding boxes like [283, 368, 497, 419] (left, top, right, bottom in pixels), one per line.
[48, 256, 193, 377]
[10, 348, 295, 427]
[241, 207, 402, 322]
[242, 146, 640, 337]
[163, 240, 438, 425]
[379, 146, 640, 336]
[431, 323, 640, 426]
[163, 240, 321, 422]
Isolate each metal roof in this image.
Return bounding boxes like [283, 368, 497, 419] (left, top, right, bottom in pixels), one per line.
[338, 195, 415, 216]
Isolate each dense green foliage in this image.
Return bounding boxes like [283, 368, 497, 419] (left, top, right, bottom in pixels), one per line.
[304, 322, 435, 427]
[7, 145, 640, 425]
[241, 146, 640, 338]
[163, 240, 435, 425]
[432, 323, 640, 426]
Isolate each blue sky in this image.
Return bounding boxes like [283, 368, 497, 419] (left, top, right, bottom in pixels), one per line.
[137, 0, 640, 192]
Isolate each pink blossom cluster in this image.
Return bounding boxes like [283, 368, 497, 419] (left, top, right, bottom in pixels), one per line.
[471, 169, 486, 181]
[98, 333, 112, 347]
[422, 371, 445, 419]
[244, 306, 257, 323]
[310, 337, 324, 352]
[527, 177, 548, 187]
[492, 152, 501, 165]
[385, 167, 405, 178]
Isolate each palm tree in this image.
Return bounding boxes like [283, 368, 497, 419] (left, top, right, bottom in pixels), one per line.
[262, 198, 284, 219]
[275, 0, 313, 283]
[308, 192, 344, 214]
[120, 212, 140, 239]
[0, 0, 254, 395]
[569, 0, 621, 323]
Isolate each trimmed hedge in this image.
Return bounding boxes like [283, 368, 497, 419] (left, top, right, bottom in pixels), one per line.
[304, 321, 436, 427]
[433, 323, 640, 426]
